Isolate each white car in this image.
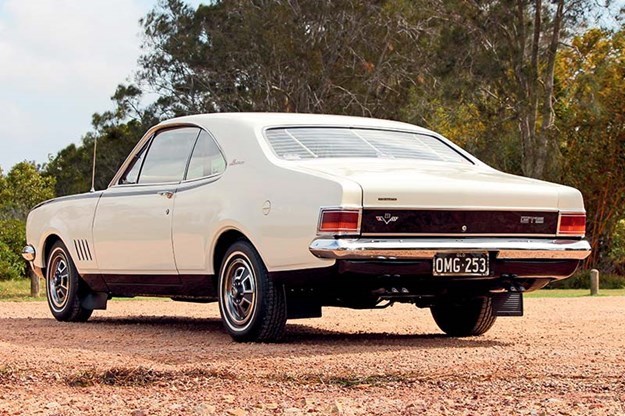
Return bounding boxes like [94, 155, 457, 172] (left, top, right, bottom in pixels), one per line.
[22, 113, 590, 342]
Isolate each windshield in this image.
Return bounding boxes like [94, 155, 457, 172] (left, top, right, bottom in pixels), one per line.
[264, 127, 471, 164]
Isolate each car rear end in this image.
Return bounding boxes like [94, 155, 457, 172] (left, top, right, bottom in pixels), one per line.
[261, 121, 590, 333]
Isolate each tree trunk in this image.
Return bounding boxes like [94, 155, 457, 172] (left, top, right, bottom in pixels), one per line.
[518, 0, 564, 180]
[29, 269, 40, 298]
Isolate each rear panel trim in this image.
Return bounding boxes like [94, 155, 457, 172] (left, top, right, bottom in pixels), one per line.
[361, 209, 559, 235]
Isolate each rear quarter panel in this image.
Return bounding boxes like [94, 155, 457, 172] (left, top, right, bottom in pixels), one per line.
[182, 121, 361, 274]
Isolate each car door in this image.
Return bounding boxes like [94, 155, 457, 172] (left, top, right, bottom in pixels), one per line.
[93, 127, 200, 280]
[172, 130, 227, 273]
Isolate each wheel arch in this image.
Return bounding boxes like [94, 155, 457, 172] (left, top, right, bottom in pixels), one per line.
[41, 233, 64, 275]
[212, 229, 252, 277]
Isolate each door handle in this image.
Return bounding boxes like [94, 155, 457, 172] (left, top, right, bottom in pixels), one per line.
[157, 191, 174, 199]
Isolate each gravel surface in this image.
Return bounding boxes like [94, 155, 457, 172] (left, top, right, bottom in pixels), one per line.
[0, 297, 624, 415]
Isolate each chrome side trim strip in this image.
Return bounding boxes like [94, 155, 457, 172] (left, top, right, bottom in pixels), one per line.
[309, 238, 591, 261]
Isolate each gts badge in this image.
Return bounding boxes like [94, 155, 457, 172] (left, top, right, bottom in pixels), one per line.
[520, 216, 544, 224]
[376, 213, 399, 225]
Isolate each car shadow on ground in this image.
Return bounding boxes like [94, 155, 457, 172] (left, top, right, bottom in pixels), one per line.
[92, 315, 510, 348]
[0, 315, 510, 366]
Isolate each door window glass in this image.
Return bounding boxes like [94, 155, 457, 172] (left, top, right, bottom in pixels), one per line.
[186, 130, 227, 180]
[120, 143, 148, 185]
[138, 127, 200, 184]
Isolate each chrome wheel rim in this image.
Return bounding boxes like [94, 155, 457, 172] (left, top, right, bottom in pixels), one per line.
[48, 253, 70, 310]
[221, 254, 257, 329]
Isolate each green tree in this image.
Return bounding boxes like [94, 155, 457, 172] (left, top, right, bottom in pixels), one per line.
[138, 0, 433, 118]
[402, 0, 596, 180]
[556, 27, 625, 267]
[0, 163, 54, 280]
[0, 219, 27, 280]
[45, 85, 159, 196]
[0, 162, 55, 221]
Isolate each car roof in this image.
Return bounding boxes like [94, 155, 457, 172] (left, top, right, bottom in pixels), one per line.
[157, 112, 433, 134]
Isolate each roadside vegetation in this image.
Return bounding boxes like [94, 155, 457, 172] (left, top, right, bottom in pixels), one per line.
[0, 279, 45, 301]
[0, 1, 623, 286]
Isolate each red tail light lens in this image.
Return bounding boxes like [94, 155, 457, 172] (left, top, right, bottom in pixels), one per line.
[558, 213, 586, 236]
[318, 209, 361, 235]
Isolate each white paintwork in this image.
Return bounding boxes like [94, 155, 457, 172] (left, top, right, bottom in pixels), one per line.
[93, 183, 179, 274]
[25, 112, 586, 278]
[291, 158, 584, 211]
[26, 193, 100, 272]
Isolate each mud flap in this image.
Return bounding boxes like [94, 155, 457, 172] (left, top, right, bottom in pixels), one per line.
[491, 292, 523, 317]
[81, 292, 108, 310]
[286, 298, 322, 319]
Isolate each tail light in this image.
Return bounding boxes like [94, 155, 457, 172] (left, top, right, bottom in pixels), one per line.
[317, 208, 361, 236]
[558, 213, 586, 236]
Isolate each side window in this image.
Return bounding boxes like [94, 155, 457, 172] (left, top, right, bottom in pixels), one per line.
[186, 130, 227, 180]
[120, 143, 148, 185]
[138, 127, 200, 184]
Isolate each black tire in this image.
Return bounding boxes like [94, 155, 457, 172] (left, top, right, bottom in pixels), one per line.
[217, 240, 287, 342]
[431, 296, 496, 337]
[45, 241, 93, 322]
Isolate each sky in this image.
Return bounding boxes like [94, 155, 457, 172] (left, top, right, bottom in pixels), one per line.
[0, 0, 203, 171]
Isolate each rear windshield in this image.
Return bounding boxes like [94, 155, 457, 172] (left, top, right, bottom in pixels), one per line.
[264, 127, 470, 164]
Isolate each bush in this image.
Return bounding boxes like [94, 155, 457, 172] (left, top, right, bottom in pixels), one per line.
[0, 220, 26, 280]
[547, 269, 625, 289]
[0, 242, 23, 280]
[609, 219, 625, 275]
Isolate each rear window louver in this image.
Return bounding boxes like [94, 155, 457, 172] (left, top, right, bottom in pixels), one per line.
[264, 127, 470, 163]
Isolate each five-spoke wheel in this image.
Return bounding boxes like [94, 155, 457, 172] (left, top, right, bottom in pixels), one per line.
[45, 241, 93, 322]
[218, 240, 286, 342]
[222, 256, 257, 328]
[48, 254, 70, 312]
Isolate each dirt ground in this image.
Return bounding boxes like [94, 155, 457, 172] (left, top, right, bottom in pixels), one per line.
[0, 297, 623, 416]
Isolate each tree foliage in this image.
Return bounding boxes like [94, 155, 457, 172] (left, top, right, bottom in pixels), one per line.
[139, 0, 435, 118]
[2, 0, 620, 273]
[0, 162, 55, 221]
[0, 163, 54, 280]
[556, 27, 625, 267]
[44, 85, 159, 196]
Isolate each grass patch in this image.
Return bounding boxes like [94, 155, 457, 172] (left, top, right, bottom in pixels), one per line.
[277, 372, 410, 387]
[526, 288, 625, 298]
[66, 367, 165, 388]
[65, 367, 236, 388]
[0, 279, 45, 301]
[318, 374, 408, 387]
[0, 365, 19, 384]
[0, 279, 166, 302]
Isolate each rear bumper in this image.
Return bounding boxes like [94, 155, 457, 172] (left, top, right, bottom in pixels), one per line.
[309, 237, 591, 261]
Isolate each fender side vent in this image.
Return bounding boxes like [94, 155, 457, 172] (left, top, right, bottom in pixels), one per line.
[73, 239, 93, 262]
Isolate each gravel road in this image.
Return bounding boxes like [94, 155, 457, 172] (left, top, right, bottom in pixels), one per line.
[0, 297, 624, 415]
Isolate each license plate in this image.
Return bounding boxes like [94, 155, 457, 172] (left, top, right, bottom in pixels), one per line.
[432, 252, 489, 277]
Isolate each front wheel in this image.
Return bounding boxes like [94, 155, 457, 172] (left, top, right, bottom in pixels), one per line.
[218, 240, 287, 342]
[431, 296, 496, 337]
[46, 241, 93, 322]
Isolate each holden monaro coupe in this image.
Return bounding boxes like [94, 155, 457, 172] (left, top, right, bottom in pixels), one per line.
[22, 113, 590, 342]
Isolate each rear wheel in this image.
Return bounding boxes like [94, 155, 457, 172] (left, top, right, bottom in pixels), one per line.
[218, 240, 286, 342]
[46, 241, 93, 322]
[431, 296, 496, 337]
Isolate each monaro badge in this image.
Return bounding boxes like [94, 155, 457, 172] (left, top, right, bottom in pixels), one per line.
[376, 213, 399, 225]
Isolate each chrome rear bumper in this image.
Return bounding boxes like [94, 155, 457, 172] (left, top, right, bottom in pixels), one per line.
[309, 238, 591, 261]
